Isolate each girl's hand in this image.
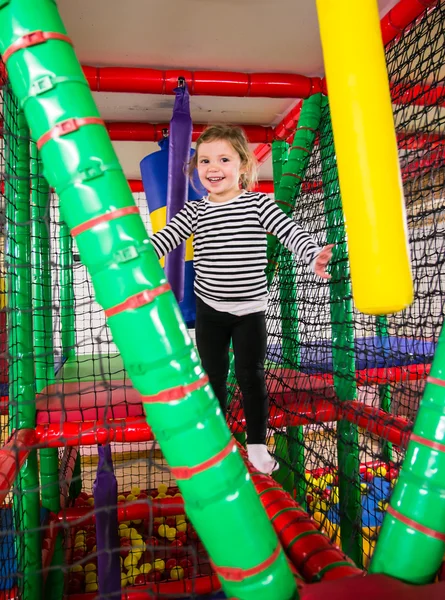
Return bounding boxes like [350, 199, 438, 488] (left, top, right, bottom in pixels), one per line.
[314, 244, 334, 279]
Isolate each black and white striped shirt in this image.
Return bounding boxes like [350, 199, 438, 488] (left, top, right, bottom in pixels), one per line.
[150, 192, 321, 303]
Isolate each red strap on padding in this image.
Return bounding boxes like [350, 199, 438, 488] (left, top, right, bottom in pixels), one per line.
[142, 376, 209, 404]
[71, 206, 140, 237]
[212, 544, 281, 582]
[37, 117, 105, 149]
[427, 375, 445, 388]
[170, 440, 236, 480]
[387, 505, 445, 542]
[104, 283, 171, 318]
[409, 432, 445, 453]
[2, 31, 73, 63]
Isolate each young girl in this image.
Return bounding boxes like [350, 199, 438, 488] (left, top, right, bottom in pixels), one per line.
[150, 124, 333, 474]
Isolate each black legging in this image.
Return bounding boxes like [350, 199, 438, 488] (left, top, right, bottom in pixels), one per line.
[195, 296, 268, 444]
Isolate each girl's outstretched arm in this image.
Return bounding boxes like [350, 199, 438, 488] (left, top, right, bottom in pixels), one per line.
[150, 202, 196, 258]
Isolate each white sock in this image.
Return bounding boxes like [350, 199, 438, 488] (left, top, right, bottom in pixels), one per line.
[247, 444, 279, 475]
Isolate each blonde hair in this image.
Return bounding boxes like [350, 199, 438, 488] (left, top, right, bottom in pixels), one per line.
[188, 124, 258, 190]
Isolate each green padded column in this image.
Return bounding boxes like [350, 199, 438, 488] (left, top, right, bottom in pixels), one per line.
[60, 220, 75, 359]
[272, 140, 296, 496]
[5, 89, 42, 600]
[376, 315, 393, 463]
[370, 322, 445, 583]
[31, 141, 63, 600]
[319, 96, 362, 567]
[0, 3, 297, 598]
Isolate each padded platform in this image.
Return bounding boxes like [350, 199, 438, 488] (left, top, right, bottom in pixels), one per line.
[266, 336, 436, 374]
[58, 353, 126, 382]
[35, 380, 144, 424]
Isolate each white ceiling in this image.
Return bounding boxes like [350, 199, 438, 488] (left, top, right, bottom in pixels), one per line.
[56, 0, 401, 181]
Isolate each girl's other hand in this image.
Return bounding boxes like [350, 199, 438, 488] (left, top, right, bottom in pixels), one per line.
[314, 244, 334, 279]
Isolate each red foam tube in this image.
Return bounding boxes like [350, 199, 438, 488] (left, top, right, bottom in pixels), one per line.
[83, 66, 322, 98]
[128, 179, 275, 194]
[381, 0, 440, 46]
[34, 394, 413, 449]
[68, 573, 222, 600]
[246, 465, 362, 582]
[59, 496, 183, 524]
[106, 122, 274, 143]
[0, 429, 36, 504]
[35, 417, 154, 447]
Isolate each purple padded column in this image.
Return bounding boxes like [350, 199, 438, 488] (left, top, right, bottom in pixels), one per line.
[165, 80, 193, 302]
[93, 444, 121, 599]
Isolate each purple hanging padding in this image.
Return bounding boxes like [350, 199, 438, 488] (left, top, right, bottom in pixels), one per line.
[93, 445, 121, 600]
[165, 81, 193, 302]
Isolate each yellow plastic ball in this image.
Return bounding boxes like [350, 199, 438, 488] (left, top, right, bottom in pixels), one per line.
[85, 563, 97, 572]
[170, 566, 184, 580]
[124, 554, 139, 570]
[85, 571, 97, 584]
[126, 567, 140, 585]
[85, 583, 98, 593]
[153, 559, 165, 572]
[131, 538, 145, 550]
[70, 564, 83, 573]
[375, 466, 387, 478]
[166, 527, 177, 541]
[157, 483, 168, 494]
[330, 487, 340, 505]
[140, 562, 152, 574]
[131, 486, 141, 497]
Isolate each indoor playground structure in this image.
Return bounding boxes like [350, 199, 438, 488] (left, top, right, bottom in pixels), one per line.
[0, 0, 445, 599]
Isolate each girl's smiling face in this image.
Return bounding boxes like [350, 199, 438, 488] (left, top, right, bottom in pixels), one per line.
[197, 139, 246, 202]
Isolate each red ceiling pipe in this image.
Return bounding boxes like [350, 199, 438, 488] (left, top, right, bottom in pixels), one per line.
[0, 429, 36, 504]
[106, 121, 275, 143]
[380, 0, 440, 46]
[83, 65, 323, 98]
